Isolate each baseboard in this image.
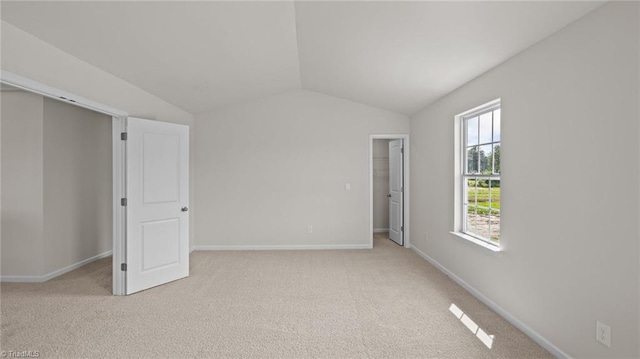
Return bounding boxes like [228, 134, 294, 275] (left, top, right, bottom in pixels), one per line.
[0, 250, 112, 283]
[411, 246, 570, 359]
[190, 246, 196, 253]
[373, 228, 390, 233]
[195, 244, 372, 251]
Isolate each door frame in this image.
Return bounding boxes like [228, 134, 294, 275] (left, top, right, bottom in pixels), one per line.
[1, 70, 129, 295]
[369, 134, 410, 249]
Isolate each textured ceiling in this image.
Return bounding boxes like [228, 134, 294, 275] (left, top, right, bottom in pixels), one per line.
[1, 1, 604, 115]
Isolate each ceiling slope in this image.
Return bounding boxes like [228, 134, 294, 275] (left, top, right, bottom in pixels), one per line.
[1, 1, 302, 115]
[2, 1, 604, 116]
[295, 1, 604, 115]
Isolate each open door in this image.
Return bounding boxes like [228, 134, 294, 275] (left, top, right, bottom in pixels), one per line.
[389, 139, 404, 246]
[125, 117, 189, 294]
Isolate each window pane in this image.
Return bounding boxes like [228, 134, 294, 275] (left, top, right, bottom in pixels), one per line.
[493, 144, 501, 174]
[479, 112, 492, 144]
[466, 211, 477, 237]
[465, 177, 500, 243]
[466, 116, 478, 146]
[489, 180, 500, 244]
[476, 179, 489, 212]
[467, 178, 478, 206]
[479, 144, 492, 174]
[476, 179, 492, 241]
[493, 109, 501, 142]
[466, 146, 479, 173]
[476, 211, 491, 240]
[466, 178, 478, 235]
[489, 179, 500, 209]
[490, 209, 500, 243]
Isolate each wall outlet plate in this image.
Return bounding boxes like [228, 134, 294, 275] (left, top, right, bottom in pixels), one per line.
[596, 321, 611, 348]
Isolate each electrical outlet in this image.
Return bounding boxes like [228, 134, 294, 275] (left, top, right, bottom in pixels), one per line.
[596, 321, 611, 348]
[307, 225, 313, 234]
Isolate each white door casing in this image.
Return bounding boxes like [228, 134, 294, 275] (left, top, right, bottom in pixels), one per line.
[126, 117, 189, 294]
[388, 139, 403, 246]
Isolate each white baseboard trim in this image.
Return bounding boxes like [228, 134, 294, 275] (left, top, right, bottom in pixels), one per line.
[0, 250, 112, 283]
[195, 244, 372, 251]
[373, 228, 390, 233]
[190, 246, 196, 253]
[411, 246, 570, 359]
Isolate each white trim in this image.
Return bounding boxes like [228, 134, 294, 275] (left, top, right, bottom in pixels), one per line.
[457, 98, 501, 119]
[411, 245, 570, 359]
[190, 246, 196, 253]
[370, 134, 410, 249]
[373, 228, 390, 233]
[0, 251, 113, 283]
[0, 70, 127, 117]
[112, 117, 127, 295]
[450, 232, 501, 252]
[195, 244, 371, 251]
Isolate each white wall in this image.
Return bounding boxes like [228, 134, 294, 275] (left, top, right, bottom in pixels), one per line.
[372, 139, 389, 231]
[195, 90, 408, 248]
[410, 2, 639, 358]
[1, 21, 196, 247]
[42, 98, 112, 274]
[0, 91, 44, 276]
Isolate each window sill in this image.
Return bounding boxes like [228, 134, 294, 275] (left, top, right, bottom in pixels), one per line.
[449, 232, 502, 252]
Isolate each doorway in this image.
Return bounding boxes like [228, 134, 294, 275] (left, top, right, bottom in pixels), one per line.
[0, 71, 128, 295]
[369, 134, 410, 249]
[372, 139, 391, 237]
[0, 83, 113, 290]
[1, 71, 190, 296]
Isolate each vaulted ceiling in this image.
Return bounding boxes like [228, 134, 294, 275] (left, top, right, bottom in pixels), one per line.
[1, 1, 604, 115]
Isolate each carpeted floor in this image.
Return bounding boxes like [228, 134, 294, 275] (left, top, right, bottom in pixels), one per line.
[1, 235, 552, 358]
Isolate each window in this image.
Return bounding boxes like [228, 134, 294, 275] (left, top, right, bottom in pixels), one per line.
[458, 100, 501, 247]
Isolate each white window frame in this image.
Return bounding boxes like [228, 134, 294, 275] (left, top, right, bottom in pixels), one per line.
[452, 99, 501, 252]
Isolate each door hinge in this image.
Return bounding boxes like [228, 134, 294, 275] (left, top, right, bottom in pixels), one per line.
[121, 263, 127, 271]
[121, 132, 127, 141]
[401, 147, 404, 154]
[401, 186, 404, 192]
[121, 198, 127, 206]
[401, 226, 404, 232]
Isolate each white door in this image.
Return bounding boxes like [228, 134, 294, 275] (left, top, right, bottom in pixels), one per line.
[389, 139, 403, 246]
[126, 117, 189, 294]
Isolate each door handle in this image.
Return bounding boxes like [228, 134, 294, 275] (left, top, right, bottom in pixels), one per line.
[181, 207, 189, 212]
[387, 194, 391, 198]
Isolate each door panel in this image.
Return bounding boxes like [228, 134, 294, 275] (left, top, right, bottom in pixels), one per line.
[142, 132, 180, 203]
[389, 139, 403, 246]
[141, 219, 180, 271]
[126, 117, 189, 295]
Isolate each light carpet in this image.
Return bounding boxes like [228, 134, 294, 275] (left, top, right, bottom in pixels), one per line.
[1, 236, 552, 358]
